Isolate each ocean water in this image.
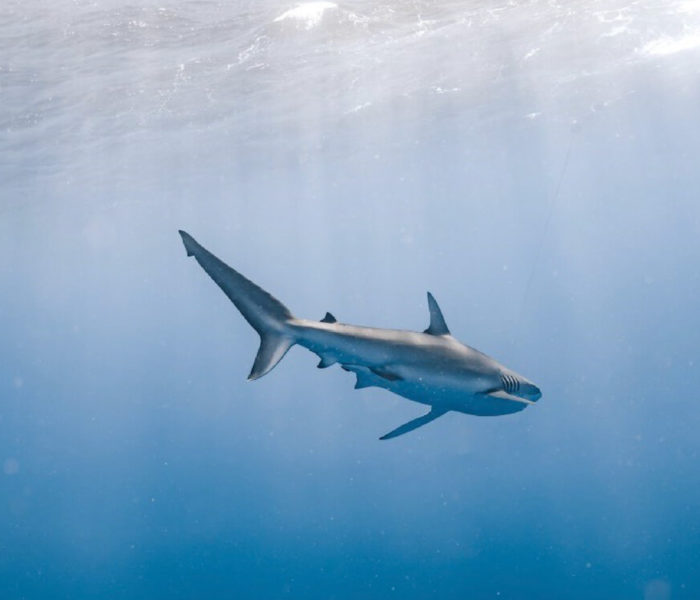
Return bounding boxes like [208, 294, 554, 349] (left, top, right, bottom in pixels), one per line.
[2, 1, 700, 598]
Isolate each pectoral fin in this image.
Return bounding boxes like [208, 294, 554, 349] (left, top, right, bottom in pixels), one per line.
[380, 407, 448, 440]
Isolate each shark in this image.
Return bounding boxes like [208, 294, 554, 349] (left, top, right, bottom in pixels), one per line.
[178, 231, 542, 440]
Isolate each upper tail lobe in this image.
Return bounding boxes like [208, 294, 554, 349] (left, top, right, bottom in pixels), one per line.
[179, 230, 295, 379]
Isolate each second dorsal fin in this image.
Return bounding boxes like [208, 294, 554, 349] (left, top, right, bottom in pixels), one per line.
[424, 292, 450, 335]
[320, 312, 337, 323]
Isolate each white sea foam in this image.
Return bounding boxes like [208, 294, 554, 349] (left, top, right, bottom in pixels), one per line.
[601, 25, 629, 38]
[641, 33, 700, 56]
[274, 2, 338, 30]
[678, 0, 700, 14]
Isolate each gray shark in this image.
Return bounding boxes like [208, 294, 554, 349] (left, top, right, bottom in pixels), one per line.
[178, 231, 542, 440]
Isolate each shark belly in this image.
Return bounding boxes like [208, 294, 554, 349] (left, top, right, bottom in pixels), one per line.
[374, 375, 527, 416]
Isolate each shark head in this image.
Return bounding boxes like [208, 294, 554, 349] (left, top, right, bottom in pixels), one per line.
[500, 371, 542, 402]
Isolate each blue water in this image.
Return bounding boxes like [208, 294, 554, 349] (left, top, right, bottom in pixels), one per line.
[2, 1, 700, 598]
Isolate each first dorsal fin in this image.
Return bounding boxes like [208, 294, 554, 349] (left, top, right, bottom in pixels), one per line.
[320, 312, 337, 323]
[424, 292, 450, 335]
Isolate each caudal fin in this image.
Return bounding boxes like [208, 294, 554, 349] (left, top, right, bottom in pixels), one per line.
[248, 333, 294, 380]
[179, 230, 295, 379]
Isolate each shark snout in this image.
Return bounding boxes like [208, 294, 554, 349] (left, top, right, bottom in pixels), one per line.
[516, 377, 541, 401]
[524, 383, 542, 401]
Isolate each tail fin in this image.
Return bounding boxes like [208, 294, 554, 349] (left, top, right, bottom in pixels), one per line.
[248, 333, 294, 381]
[179, 230, 295, 380]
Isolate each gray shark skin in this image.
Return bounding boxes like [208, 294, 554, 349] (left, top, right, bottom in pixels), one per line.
[178, 230, 542, 440]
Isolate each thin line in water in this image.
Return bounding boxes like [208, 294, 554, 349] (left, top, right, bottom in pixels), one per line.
[516, 133, 574, 332]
